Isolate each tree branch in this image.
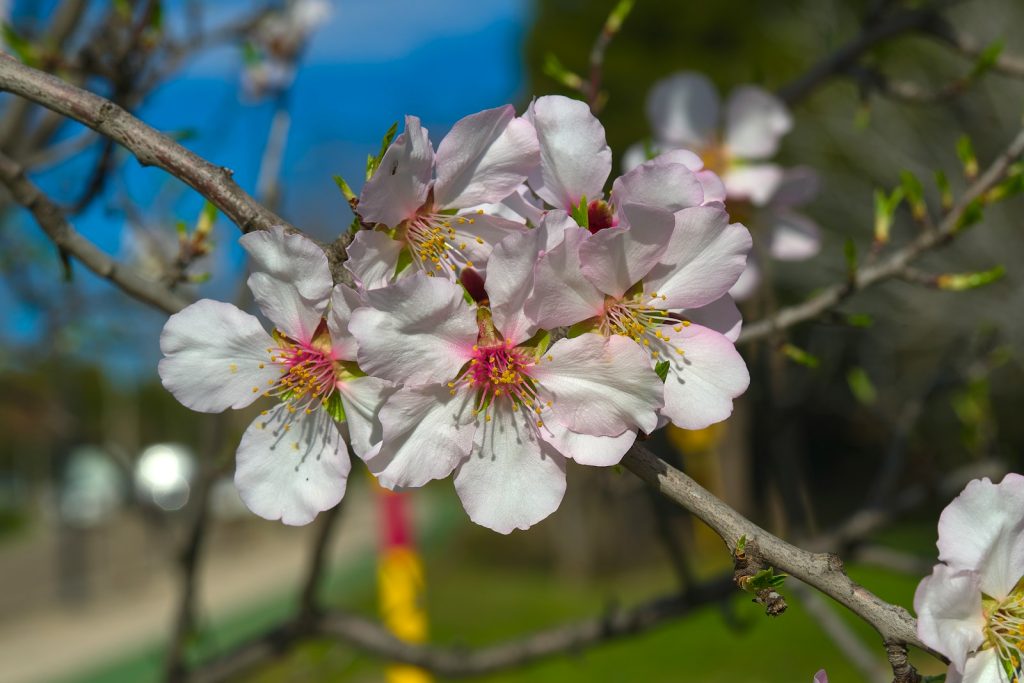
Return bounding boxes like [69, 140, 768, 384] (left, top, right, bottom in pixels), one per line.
[737, 125, 1024, 346]
[0, 151, 189, 314]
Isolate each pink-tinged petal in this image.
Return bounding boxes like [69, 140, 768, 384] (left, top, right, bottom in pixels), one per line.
[541, 419, 637, 467]
[611, 158, 704, 213]
[451, 212, 528, 274]
[723, 164, 785, 206]
[500, 184, 546, 225]
[655, 324, 749, 430]
[434, 106, 540, 209]
[723, 85, 792, 159]
[813, 671, 828, 683]
[532, 334, 663, 436]
[350, 273, 478, 386]
[646, 72, 719, 148]
[369, 384, 477, 489]
[336, 376, 395, 460]
[680, 294, 742, 342]
[729, 254, 761, 301]
[343, 230, 406, 290]
[697, 170, 727, 204]
[454, 405, 567, 534]
[487, 227, 546, 345]
[768, 210, 822, 261]
[580, 203, 676, 298]
[643, 207, 751, 309]
[240, 227, 331, 342]
[159, 299, 280, 413]
[651, 148, 705, 171]
[327, 284, 363, 361]
[937, 473, 1024, 599]
[772, 166, 821, 208]
[913, 564, 986, 672]
[234, 404, 349, 526]
[358, 115, 433, 226]
[529, 224, 604, 329]
[526, 95, 611, 210]
[953, 650, 1007, 683]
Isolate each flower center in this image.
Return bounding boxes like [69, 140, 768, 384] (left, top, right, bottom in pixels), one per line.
[587, 199, 617, 234]
[256, 325, 338, 417]
[405, 211, 485, 277]
[449, 342, 548, 426]
[986, 584, 1024, 679]
[697, 142, 730, 176]
[600, 293, 690, 359]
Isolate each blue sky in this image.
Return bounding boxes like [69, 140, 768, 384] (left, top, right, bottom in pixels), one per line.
[2, 0, 534, 379]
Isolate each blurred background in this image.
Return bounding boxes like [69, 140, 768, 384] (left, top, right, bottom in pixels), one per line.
[1, 0, 1023, 681]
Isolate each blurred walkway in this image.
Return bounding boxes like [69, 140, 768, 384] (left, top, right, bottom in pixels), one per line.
[0, 484, 379, 683]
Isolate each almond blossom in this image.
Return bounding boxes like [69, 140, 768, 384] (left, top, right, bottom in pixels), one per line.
[242, 0, 332, 99]
[345, 106, 540, 289]
[914, 473, 1024, 683]
[158, 227, 391, 525]
[348, 267, 663, 534]
[623, 72, 822, 299]
[500, 202, 751, 431]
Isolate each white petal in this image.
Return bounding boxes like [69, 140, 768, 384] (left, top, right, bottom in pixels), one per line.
[159, 299, 280, 413]
[370, 384, 477, 489]
[541, 419, 637, 467]
[358, 115, 433, 226]
[768, 210, 822, 261]
[723, 164, 786, 206]
[642, 207, 751, 310]
[680, 294, 742, 342]
[723, 85, 793, 159]
[697, 169, 728, 204]
[528, 224, 604, 330]
[234, 404, 350, 526]
[450, 212, 528, 275]
[526, 95, 611, 210]
[532, 334, 663, 436]
[240, 227, 332, 342]
[913, 564, 986, 672]
[336, 376, 395, 460]
[327, 284, 362, 361]
[434, 106, 540, 209]
[350, 273, 478, 386]
[343, 230, 406, 290]
[957, 650, 1009, 683]
[655, 324, 749, 430]
[454, 406, 567, 534]
[611, 157, 704, 213]
[486, 226, 546, 345]
[937, 473, 1024, 599]
[579, 203, 676, 298]
[646, 72, 719, 148]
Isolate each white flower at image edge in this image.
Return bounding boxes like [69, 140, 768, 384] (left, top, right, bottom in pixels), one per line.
[158, 227, 392, 525]
[914, 473, 1024, 683]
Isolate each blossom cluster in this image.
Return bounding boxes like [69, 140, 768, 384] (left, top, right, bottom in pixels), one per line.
[159, 95, 753, 533]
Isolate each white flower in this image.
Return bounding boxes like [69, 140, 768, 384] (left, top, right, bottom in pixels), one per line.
[914, 473, 1024, 683]
[158, 227, 391, 525]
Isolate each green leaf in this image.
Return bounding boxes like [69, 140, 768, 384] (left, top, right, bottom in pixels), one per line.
[743, 568, 787, 593]
[936, 265, 1006, 291]
[921, 675, 946, 683]
[968, 39, 1004, 80]
[846, 367, 877, 405]
[2, 23, 38, 66]
[899, 170, 926, 221]
[393, 247, 414, 277]
[873, 187, 904, 246]
[843, 237, 858, 278]
[605, 0, 637, 32]
[196, 201, 217, 236]
[332, 174, 357, 203]
[570, 195, 589, 229]
[845, 312, 874, 328]
[566, 319, 599, 338]
[956, 135, 978, 178]
[369, 121, 399, 179]
[520, 329, 552, 357]
[782, 343, 820, 369]
[735, 535, 747, 555]
[542, 53, 584, 91]
[654, 360, 670, 382]
[954, 198, 985, 232]
[934, 170, 953, 210]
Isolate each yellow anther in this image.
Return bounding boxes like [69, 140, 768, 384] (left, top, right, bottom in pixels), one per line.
[252, 386, 259, 393]
[292, 442, 300, 451]
[475, 237, 484, 244]
[682, 320, 691, 327]
[229, 363, 238, 373]
[476, 209, 484, 214]
[258, 362, 265, 369]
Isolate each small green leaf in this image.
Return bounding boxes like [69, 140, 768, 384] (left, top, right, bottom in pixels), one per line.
[735, 535, 747, 555]
[844, 237, 858, 278]
[873, 187, 904, 246]
[956, 135, 979, 178]
[934, 170, 953, 210]
[968, 40, 1004, 80]
[196, 201, 217, 236]
[743, 568, 787, 593]
[954, 198, 985, 232]
[2, 23, 38, 66]
[333, 174, 357, 203]
[543, 53, 584, 91]
[654, 360, 670, 382]
[899, 171, 926, 221]
[605, 0, 636, 32]
[936, 265, 1006, 291]
[570, 195, 589, 229]
[845, 312, 874, 328]
[846, 367, 877, 405]
[782, 343, 820, 369]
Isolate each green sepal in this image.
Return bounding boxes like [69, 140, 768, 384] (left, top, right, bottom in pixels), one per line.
[566, 319, 600, 338]
[570, 195, 589, 229]
[366, 122, 399, 180]
[394, 247, 414, 277]
[333, 175, 357, 203]
[519, 329, 552, 358]
[654, 360, 670, 382]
